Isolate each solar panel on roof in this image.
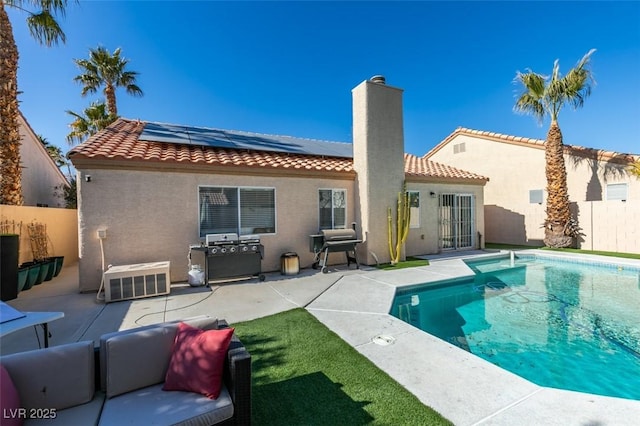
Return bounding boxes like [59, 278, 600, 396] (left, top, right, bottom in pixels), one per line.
[139, 122, 353, 158]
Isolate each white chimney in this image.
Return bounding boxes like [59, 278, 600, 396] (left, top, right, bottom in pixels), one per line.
[352, 76, 405, 265]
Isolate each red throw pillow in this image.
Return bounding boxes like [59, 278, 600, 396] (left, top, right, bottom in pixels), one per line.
[163, 322, 234, 399]
[0, 364, 23, 426]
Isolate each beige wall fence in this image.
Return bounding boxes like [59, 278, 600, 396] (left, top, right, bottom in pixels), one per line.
[0, 205, 78, 265]
[485, 200, 639, 254]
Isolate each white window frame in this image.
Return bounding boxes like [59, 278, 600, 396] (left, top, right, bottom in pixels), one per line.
[198, 185, 276, 237]
[408, 190, 420, 228]
[606, 183, 628, 201]
[318, 188, 347, 230]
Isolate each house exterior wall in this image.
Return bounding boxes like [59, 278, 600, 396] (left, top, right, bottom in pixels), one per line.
[404, 181, 485, 257]
[0, 205, 78, 265]
[427, 133, 640, 252]
[18, 114, 68, 207]
[76, 166, 356, 292]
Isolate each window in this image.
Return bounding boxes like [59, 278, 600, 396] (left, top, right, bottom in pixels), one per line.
[319, 189, 346, 230]
[453, 142, 466, 154]
[529, 189, 544, 204]
[199, 186, 275, 236]
[606, 183, 628, 201]
[408, 191, 420, 228]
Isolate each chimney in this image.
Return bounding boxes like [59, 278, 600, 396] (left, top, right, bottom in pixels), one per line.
[352, 76, 405, 265]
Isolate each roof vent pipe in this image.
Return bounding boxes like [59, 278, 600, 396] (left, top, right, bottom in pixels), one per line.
[370, 75, 386, 85]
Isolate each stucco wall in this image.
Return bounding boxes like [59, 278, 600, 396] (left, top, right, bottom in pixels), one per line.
[404, 182, 485, 256]
[19, 114, 68, 207]
[0, 205, 78, 265]
[76, 167, 356, 291]
[352, 79, 406, 265]
[428, 133, 640, 252]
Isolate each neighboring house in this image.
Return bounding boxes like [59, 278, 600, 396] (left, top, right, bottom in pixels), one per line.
[424, 128, 640, 253]
[18, 111, 69, 207]
[69, 77, 488, 291]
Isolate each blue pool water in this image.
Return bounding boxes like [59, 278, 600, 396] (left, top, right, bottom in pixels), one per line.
[390, 255, 640, 400]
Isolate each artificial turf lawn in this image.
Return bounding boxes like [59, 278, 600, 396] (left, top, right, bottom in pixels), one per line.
[486, 242, 640, 260]
[233, 308, 452, 425]
[377, 256, 430, 270]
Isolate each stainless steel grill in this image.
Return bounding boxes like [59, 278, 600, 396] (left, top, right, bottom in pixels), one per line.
[310, 228, 361, 273]
[190, 233, 265, 284]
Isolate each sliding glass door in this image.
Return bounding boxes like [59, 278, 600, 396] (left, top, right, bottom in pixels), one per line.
[438, 194, 474, 250]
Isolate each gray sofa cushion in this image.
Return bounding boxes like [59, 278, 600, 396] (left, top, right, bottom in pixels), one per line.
[0, 341, 95, 410]
[25, 392, 105, 426]
[100, 316, 219, 398]
[98, 383, 234, 426]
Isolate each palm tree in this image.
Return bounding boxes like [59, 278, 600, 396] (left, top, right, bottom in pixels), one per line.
[0, 1, 70, 205]
[73, 46, 143, 117]
[38, 134, 65, 167]
[514, 49, 596, 248]
[66, 101, 116, 145]
[630, 160, 640, 179]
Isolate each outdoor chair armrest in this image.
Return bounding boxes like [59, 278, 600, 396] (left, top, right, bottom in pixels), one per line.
[219, 321, 252, 425]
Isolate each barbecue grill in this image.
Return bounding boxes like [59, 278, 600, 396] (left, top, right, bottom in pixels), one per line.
[310, 228, 362, 273]
[190, 233, 265, 284]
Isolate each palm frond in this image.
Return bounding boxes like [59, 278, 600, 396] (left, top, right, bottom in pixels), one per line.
[73, 45, 143, 111]
[26, 10, 65, 46]
[513, 70, 547, 123]
[65, 101, 116, 145]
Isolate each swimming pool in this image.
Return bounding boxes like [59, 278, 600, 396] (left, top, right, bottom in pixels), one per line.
[390, 254, 640, 400]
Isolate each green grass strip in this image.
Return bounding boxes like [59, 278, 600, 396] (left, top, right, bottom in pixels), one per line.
[486, 242, 640, 260]
[540, 247, 640, 259]
[377, 256, 430, 270]
[234, 308, 451, 425]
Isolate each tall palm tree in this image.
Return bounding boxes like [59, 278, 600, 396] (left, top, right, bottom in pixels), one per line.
[514, 49, 596, 248]
[73, 46, 143, 117]
[66, 101, 116, 145]
[0, 1, 70, 205]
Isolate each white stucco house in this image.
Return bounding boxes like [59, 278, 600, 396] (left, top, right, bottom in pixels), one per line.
[69, 76, 488, 291]
[424, 127, 640, 253]
[17, 111, 69, 207]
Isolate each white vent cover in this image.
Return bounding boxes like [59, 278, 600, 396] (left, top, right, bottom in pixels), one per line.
[103, 261, 170, 303]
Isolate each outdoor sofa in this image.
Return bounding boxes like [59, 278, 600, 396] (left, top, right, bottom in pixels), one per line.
[0, 316, 251, 425]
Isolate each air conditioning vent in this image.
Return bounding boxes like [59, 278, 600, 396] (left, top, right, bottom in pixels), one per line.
[103, 261, 171, 303]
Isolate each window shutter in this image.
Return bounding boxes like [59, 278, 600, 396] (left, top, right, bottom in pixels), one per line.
[240, 188, 275, 233]
[199, 187, 238, 235]
[606, 183, 628, 201]
[529, 189, 543, 204]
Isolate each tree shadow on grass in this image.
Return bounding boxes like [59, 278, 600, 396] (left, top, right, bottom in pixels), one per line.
[252, 371, 373, 425]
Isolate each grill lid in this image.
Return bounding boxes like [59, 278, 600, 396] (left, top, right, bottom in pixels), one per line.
[321, 228, 357, 241]
[206, 233, 239, 246]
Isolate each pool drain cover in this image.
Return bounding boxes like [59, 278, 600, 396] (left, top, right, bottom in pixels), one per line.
[372, 334, 395, 346]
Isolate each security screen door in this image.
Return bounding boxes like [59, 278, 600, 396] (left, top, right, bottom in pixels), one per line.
[438, 194, 474, 250]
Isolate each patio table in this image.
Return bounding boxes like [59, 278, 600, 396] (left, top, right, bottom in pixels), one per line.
[0, 302, 64, 348]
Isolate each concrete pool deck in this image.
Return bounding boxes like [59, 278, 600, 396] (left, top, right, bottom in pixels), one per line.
[307, 250, 640, 425]
[2, 250, 639, 425]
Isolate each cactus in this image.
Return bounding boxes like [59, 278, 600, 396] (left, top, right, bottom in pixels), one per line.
[388, 182, 411, 264]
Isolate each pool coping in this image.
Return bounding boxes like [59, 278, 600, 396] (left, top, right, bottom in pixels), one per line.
[306, 250, 640, 425]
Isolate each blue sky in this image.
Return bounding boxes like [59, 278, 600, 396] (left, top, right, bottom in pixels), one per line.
[9, 1, 640, 158]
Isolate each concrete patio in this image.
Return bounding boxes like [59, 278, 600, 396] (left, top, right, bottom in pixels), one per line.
[2, 252, 639, 425]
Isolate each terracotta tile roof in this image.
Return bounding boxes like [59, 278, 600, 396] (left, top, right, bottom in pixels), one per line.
[425, 127, 639, 163]
[68, 118, 487, 181]
[68, 118, 354, 173]
[404, 154, 488, 181]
